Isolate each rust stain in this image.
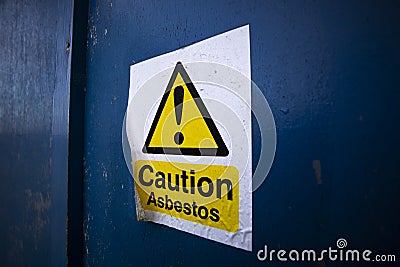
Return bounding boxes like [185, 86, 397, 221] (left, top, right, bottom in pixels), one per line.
[312, 160, 323, 185]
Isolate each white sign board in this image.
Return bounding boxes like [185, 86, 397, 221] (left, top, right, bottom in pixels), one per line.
[126, 25, 252, 251]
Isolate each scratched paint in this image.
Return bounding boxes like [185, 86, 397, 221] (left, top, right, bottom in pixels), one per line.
[312, 160, 323, 185]
[24, 189, 51, 250]
[0, 0, 56, 263]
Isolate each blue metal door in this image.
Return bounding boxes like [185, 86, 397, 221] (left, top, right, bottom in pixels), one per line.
[83, 1, 399, 266]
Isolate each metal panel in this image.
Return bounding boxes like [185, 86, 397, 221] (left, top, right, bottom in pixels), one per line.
[0, 0, 73, 265]
[84, 0, 399, 266]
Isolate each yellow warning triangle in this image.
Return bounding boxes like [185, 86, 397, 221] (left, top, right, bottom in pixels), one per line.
[142, 62, 228, 156]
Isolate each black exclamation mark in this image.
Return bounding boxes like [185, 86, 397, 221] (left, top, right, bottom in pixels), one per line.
[174, 85, 184, 145]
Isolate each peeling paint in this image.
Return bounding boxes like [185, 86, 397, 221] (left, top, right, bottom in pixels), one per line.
[89, 25, 98, 46]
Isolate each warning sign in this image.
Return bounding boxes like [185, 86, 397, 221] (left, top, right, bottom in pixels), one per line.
[134, 160, 239, 232]
[142, 62, 228, 156]
[125, 25, 252, 251]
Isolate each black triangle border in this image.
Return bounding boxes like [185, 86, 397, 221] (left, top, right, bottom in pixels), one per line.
[142, 62, 229, 157]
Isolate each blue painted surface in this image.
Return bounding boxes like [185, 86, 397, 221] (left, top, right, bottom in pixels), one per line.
[0, 0, 73, 265]
[84, 1, 399, 266]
